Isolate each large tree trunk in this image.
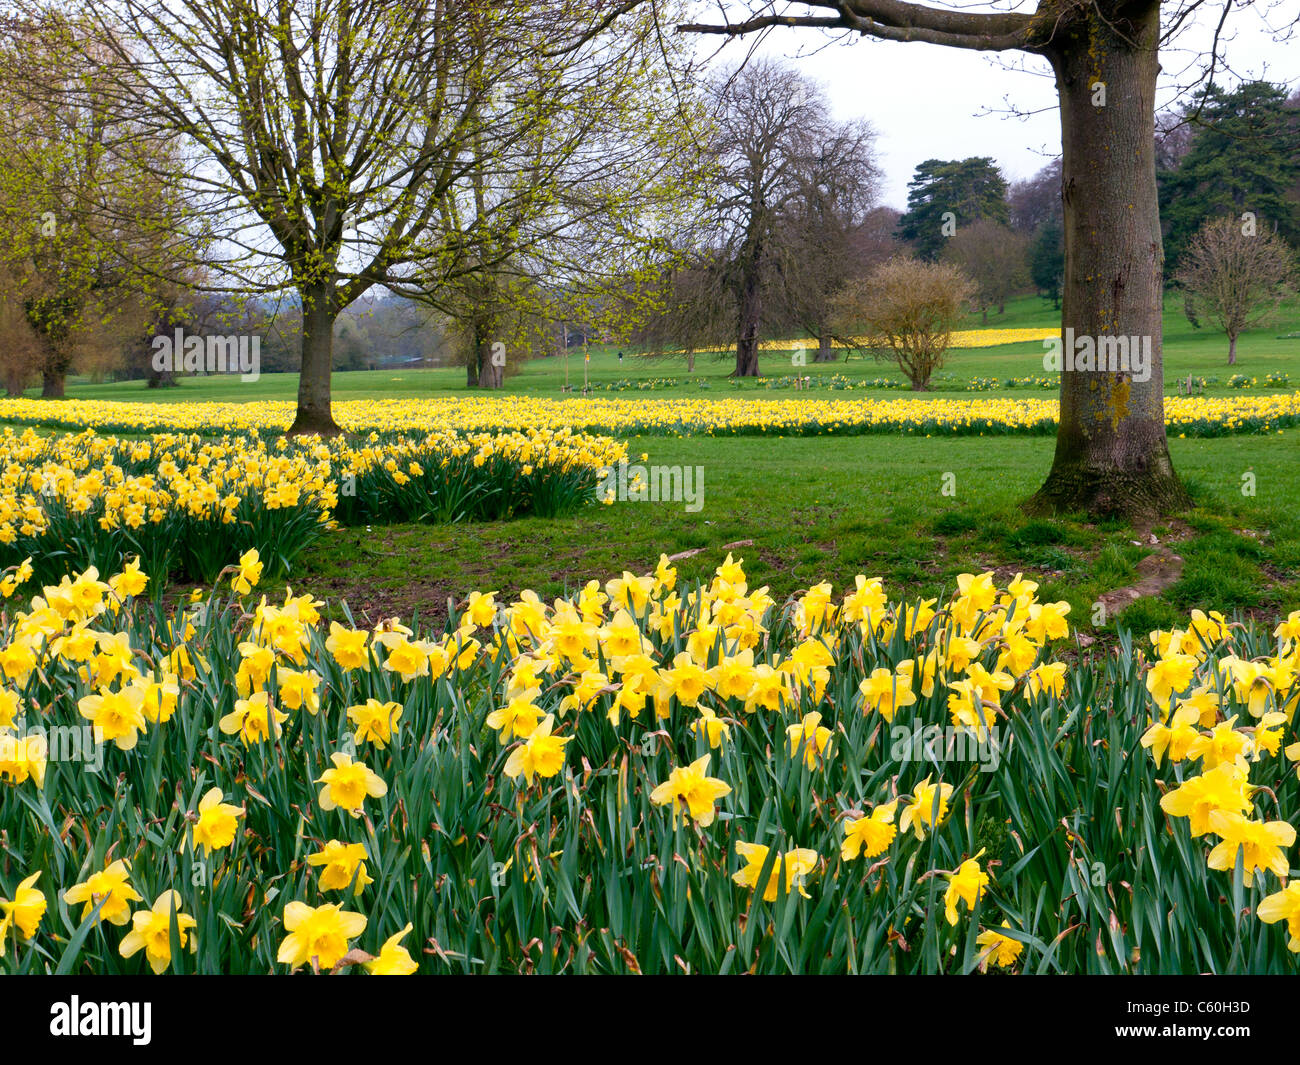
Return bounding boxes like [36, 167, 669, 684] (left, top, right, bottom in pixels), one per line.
[734, 231, 763, 377]
[814, 328, 836, 363]
[476, 339, 502, 389]
[736, 332, 760, 377]
[735, 272, 761, 377]
[473, 313, 503, 389]
[147, 365, 178, 389]
[1028, 2, 1189, 519]
[41, 367, 65, 398]
[288, 283, 342, 437]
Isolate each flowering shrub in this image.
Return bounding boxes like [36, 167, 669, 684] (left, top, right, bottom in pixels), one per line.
[2, 553, 1299, 973]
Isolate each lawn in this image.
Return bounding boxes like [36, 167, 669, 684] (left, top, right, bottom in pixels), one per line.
[296, 432, 1300, 635]
[47, 292, 1300, 404]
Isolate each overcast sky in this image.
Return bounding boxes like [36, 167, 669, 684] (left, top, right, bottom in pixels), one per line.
[691, 2, 1299, 209]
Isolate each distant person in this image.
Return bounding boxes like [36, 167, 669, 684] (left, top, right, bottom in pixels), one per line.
[618, 351, 623, 364]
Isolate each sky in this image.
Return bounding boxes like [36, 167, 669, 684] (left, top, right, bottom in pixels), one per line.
[689, 1, 1300, 209]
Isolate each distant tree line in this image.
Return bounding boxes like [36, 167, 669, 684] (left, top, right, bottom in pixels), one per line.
[638, 70, 1299, 378]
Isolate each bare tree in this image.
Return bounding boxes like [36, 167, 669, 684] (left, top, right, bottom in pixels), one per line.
[1176, 217, 1298, 364]
[770, 116, 880, 362]
[1008, 159, 1062, 234]
[831, 257, 975, 390]
[707, 60, 838, 377]
[677, 0, 1248, 517]
[640, 60, 878, 377]
[943, 219, 1029, 322]
[1155, 108, 1195, 172]
[632, 251, 735, 369]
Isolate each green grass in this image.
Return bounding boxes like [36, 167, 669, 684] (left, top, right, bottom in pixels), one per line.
[291, 433, 1300, 634]
[50, 291, 1300, 403]
[12, 292, 1300, 631]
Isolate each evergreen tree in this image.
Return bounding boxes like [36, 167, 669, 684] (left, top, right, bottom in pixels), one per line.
[1159, 81, 1300, 270]
[898, 157, 1009, 261]
[1030, 218, 1065, 309]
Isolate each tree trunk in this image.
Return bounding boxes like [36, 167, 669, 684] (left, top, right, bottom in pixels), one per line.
[814, 329, 836, 363]
[288, 283, 342, 437]
[734, 231, 762, 378]
[471, 312, 503, 389]
[1028, 3, 1189, 519]
[41, 367, 65, 398]
[736, 332, 760, 377]
[1227, 333, 1237, 365]
[476, 339, 502, 389]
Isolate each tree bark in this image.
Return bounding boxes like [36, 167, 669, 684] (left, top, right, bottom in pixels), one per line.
[735, 268, 762, 377]
[1028, 2, 1189, 519]
[40, 367, 65, 398]
[814, 329, 836, 363]
[734, 225, 763, 377]
[470, 311, 503, 389]
[1227, 333, 1237, 365]
[476, 338, 502, 389]
[288, 283, 342, 437]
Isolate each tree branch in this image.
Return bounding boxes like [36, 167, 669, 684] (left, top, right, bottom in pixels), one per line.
[679, 0, 1044, 53]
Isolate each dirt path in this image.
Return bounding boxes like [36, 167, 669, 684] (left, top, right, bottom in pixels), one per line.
[1095, 522, 1186, 621]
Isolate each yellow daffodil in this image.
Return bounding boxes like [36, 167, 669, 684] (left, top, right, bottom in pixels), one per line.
[119, 892, 197, 973]
[277, 902, 367, 971]
[649, 754, 731, 827]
